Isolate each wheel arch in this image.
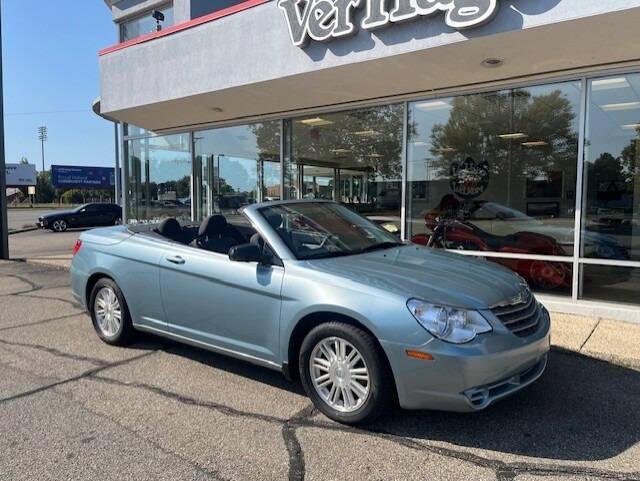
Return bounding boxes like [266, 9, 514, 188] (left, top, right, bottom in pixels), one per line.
[285, 311, 395, 393]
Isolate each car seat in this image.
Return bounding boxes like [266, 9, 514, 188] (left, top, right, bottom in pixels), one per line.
[191, 215, 242, 254]
[155, 218, 189, 244]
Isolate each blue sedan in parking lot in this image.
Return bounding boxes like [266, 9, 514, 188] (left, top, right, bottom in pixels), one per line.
[70, 200, 550, 424]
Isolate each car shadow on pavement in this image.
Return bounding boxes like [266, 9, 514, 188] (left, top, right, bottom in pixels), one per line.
[137, 336, 639, 462]
[149, 337, 307, 396]
[373, 348, 640, 462]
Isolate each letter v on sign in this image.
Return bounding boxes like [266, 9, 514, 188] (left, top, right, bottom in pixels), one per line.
[278, 0, 315, 47]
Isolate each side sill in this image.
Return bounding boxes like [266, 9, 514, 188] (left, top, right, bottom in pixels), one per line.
[135, 324, 283, 372]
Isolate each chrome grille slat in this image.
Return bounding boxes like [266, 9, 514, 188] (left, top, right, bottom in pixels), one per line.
[509, 311, 541, 333]
[491, 291, 541, 338]
[500, 301, 538, 325]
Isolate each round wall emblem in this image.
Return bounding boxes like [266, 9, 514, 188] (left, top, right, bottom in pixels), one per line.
[449, 157, 490, 199]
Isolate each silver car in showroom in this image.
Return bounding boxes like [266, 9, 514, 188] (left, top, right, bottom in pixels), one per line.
[70, 200, 550, 424]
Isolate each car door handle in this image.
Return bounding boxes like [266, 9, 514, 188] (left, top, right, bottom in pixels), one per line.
[166, 255, 186, 265]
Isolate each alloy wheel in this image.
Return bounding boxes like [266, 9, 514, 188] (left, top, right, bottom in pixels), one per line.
[310, 336, 371, 413]
[52, 220, 67, 232]
[94, 287, 122, 337]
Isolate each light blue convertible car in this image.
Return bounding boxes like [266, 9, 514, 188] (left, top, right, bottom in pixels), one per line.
[71, 200, 550, 424]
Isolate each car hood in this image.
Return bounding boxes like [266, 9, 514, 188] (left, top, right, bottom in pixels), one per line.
[40, 210, 75, 219]
[304, 245, 526, 310]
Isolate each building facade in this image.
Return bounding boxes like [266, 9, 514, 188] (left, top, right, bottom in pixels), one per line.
[98, 0, 640, 320]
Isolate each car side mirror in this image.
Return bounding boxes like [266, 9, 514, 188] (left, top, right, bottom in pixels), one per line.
[229, 243, 262, 263]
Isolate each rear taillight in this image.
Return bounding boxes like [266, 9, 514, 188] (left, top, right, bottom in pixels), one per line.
[72, 240, 83, 256]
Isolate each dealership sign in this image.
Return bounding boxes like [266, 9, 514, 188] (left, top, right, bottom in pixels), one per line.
[278, 0, 498, 47]
[5, 163, 37, 187]
[51, 165, 115, 189]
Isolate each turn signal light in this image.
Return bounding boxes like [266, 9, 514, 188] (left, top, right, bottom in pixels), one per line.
[72, 240, 83, 256]
[405, 350, 434, 361]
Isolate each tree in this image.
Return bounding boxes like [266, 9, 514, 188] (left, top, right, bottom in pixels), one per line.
[425, 89, 578, 183]
[35, 172, 56, 203]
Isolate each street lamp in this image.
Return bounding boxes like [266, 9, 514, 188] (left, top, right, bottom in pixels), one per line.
[38, 126, 48, 172]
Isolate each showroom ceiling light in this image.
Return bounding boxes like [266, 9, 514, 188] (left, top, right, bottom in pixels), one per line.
[413, 141, 428, 146]
[353, 129, 380, 136]
[498, 132, 528, 139]
[592, 78, 629, 91]
[622, 123, 640, 130]
[415, 100, 451, 111]
[331, 148, 351, 154]
[521, 141, 548, 147]
[601, 101, 640, 111]
[367, 153, 383, 157]
[299, 117, 334, 126]
[439, 147, 457, 153]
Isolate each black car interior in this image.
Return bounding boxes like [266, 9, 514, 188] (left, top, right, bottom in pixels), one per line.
[153, 215, 275, 258]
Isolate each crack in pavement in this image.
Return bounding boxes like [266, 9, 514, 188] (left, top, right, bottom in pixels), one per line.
[14, 292, 81, 309]
[0, 273, 43, 295]
[0, 337, 110, 367]
[82, 374, 640, 481]
[282, 405, 316, 481]
[0, 312, 84, 332]
[0, 351, 157, 404]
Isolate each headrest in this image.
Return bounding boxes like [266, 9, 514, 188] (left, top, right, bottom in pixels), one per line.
[265, 213, 283, 230]
[199, 215, 227, 237]
[157, 218, 182, 238]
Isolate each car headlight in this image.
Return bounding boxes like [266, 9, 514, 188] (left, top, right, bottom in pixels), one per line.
[407, 300, 492, 344]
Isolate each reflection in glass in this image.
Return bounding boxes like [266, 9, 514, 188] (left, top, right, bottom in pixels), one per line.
[407, 82, 582, 293]
[194, 122, 280, 221]
[291, 104, 404, 231]
[126, 134, 192, 223]
[582, 74, 640, 262]
[581, 265, 639, 304]
[120, 6, 174, 42]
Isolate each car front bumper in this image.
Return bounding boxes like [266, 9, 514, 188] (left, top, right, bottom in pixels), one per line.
[380, 310, 551, 412]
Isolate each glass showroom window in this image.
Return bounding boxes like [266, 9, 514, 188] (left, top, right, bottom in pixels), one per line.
[580, 74, 640, 304]
[290, 104, 404, 234]
[193, 121, 281, 221]
[126, 133, 191, 223]
[120, 5, 174, 42]
[407, 81, 582, 295]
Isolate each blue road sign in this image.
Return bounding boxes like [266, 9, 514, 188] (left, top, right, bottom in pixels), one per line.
[51, 165, 115, 189]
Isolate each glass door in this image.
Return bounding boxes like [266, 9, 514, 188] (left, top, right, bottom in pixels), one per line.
[302, 165, 335, 199]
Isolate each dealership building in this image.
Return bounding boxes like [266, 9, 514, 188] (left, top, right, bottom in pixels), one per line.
[96, 0, 640, 320]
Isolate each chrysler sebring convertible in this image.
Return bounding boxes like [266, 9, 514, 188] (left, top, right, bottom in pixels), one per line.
[70, 200, 550, 424]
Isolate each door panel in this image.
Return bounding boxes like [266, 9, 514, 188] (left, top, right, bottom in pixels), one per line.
[158, 244, 284, 364]
[113, 234, 167, 330]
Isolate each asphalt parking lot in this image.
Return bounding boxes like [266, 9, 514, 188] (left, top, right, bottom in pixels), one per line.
[9, 228, 84, 259]
[0, 261, 639, 481]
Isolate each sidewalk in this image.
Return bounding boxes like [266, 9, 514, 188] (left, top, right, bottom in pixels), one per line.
[19, 256, 640, 369]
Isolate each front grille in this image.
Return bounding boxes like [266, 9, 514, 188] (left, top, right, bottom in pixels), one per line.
[491, 291, 541, 337]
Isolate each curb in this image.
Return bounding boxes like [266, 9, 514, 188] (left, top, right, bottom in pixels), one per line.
[8, 227, 39, 235]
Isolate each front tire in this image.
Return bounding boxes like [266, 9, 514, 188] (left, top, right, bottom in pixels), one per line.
[299, 322, 394, 424]
[51, 219, 68, 232]
[89, 278, 134, 346]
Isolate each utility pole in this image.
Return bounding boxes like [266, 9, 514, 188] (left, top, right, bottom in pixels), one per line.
[38, 125, 47, 173]
[0, 1, 9, 259]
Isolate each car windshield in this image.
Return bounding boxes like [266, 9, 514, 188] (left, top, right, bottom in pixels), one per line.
[259, 202, 402, 260]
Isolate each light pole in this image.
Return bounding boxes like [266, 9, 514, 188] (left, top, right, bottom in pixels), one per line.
[0, 1, 9, 259]
[38, 126, 47, 172]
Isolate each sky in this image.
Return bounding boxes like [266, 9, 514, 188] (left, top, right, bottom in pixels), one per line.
[3, 0, 116, 171]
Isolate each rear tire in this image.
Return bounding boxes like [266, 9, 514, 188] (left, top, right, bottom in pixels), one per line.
[89, 278, 135, 346]
[299, 322, 394, 425]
